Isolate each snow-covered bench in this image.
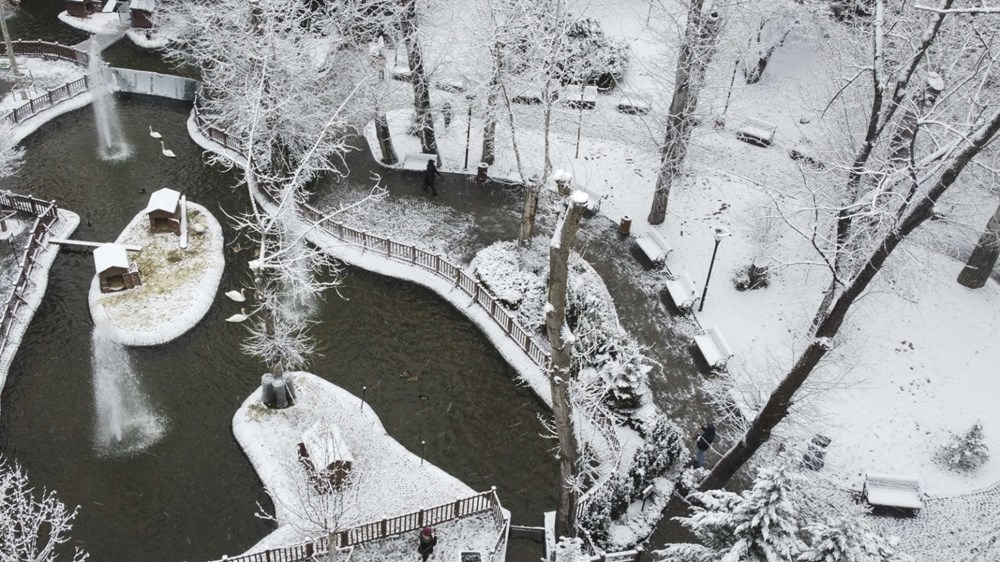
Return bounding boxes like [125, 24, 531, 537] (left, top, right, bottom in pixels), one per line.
[616, 94, 650, 115]
[390, 66, 413, 82]
[402, 153, 437, 171]
[665, 270, 698, 312]
[694, 326, 733, 370]
[789, 143, 825, 168]
[564, 85, 598, 109]
[635, 231, 672, 266]
[863, 473, 923, 513]
[736, 118, 777, 147]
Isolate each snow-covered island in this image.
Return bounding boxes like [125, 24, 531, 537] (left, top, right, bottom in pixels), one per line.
[88, 193, 224, 346]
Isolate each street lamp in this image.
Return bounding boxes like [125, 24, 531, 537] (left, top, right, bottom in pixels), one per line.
[463, 93, 474, 170]
[698, 226, 731, 312]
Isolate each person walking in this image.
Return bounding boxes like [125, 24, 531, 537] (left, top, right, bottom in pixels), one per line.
[417, 526, 437, 561]
[695, 423, 716, 468]
[423, 159, 441, 196]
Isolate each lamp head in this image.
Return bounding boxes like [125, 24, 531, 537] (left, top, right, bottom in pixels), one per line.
[712, 226, 731, 241]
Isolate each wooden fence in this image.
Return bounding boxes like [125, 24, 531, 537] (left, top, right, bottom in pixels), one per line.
[212, 489, 508, 562]
[1, 41, 91, 127]
[0, 192, 60, 361]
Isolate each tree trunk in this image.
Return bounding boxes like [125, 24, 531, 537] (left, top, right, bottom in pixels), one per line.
[647, 2, 722, 225]
[481, 47, 502, 166]
[547, 195, 590, 540]
[518, 183, 541, 246]
[742, 29, 792, 85]
[373, 104, 398, 165]
[699, 107, 1000, 491]
[399, 0, 438, 156]
[958, 198, 1000, 289]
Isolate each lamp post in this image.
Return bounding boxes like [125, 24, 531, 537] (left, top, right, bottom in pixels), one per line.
[463, 93, 473, 170]
[698, 226, 731, 312]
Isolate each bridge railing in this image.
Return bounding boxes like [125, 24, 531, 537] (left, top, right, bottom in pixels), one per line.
[212, 489, 509, 562]
[0, 192, 60, 361]
[0, 40, 88, 65]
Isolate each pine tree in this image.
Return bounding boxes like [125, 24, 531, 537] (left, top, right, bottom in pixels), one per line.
[799, 514, 902, 562]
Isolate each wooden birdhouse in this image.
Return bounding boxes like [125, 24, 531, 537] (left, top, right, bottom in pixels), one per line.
[145, 188, 181, 235]
[298, 422, 354, 491]
[94, 243, 142, 293]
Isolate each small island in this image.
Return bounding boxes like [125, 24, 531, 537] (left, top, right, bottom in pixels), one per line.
[88, 188, 224, 346]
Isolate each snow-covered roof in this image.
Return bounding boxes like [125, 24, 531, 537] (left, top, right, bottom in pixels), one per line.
[146, 188, 181, 214]
[130, 0, 156, 11]
[94, 243, 129, 273]
[301, 422, 354, 468]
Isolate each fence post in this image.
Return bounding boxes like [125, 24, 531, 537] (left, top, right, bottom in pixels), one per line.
[434, 255, 440, 273]
[453, 499, 461, 517]
[411, 245, 417, 263]
[418, 509, 425, 527]
[380, 518, 387, 536]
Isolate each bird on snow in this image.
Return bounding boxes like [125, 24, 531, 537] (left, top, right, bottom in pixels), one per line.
[225, 308, 248, 322]
[225, 288, 246, 302]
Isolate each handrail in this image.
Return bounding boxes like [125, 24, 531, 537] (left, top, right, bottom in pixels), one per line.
[1, 41, 90, 127]
[211, 489, 508, 562]
[191, 100, 552, 374]
[0, 192, 60, 361]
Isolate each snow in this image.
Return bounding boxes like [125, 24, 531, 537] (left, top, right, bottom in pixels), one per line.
[57, 11, 128, 36]
[88, 201, 225, 346]
[0, 209, 80, 417]
[124, 28, 170, 51]
[145, 187, 180, 213]
[0, 57, 87, 117]
[92, 242, 129, 272]
[232, 372, 506, 558]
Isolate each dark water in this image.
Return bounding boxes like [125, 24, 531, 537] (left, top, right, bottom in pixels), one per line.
[1, 95, 557, 561]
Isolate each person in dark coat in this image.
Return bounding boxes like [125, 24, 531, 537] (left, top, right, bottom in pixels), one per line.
[417, 526, 437, 561]
[423, 159, 441, 196]
[695, 423, 716, 468]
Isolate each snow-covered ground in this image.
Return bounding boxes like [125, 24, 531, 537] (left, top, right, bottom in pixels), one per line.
[0, 56, 87, 117]
[0, 208, 80, 414]
[363, 7, 1000, 502]
[88, 201, 225, 346]
[57, 10, 128, 37]
[232, 372, 507, 559]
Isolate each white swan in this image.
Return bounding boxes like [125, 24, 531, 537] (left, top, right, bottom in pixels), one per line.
[225, 288, 246, 302]
[160, 141, 176, 158]
[225, 308, 248, 323]
[149, 126, 162, 139]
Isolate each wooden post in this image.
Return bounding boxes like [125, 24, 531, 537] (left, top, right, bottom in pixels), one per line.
[411, 245, 417, 263]
[380, 518, 387, 535]
[435, 255, 441, 273]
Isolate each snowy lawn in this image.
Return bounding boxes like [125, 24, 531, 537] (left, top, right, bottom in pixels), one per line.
[0, 56, 86, 117]
[57, 11, 128, 37]
[232, 372, 504, 555]
[88, 201, 225, 346]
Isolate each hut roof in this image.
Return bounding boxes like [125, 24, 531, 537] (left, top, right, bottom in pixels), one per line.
[301, 422, 354, 468]
[146, 188, 181, 214]
[94, 243, 129, 274]
[130, 0, 156, 11]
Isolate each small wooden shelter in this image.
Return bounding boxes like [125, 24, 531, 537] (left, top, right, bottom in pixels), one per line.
[145, 188, 181, 235]
[129, 0, 156, 28]
[64, 0, 96, 18]
[298, 422, 354, 491]
[94, 243, 142, 293]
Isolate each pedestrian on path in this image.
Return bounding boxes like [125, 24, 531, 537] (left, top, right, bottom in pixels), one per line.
[695, 423, 716, 468]
[417, 526, 437, 561]
[423, 159, 441, 196]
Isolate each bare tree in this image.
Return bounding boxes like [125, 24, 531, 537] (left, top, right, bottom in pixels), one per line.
[647, 0, 723, 225]
[545, 192, 590, 539]
[698, 2, 1000, 491]
[398, 0, 439, 157]
[0, 457, 88, 562]
[957, 197, 1000, 288]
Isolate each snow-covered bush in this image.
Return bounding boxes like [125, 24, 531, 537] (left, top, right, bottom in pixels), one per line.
[577, 472, 631, 546]
[936, 422, 990, 471]
[472, 241, 546, 319]
[628, 414, 686, 494]
[556, 17, 629, 90]
[553, 537, 589, 562]
[732, 262, 770, 291]
[0, 458, 88, 562]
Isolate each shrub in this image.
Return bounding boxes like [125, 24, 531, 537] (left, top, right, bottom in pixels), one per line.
[628, 414, 686, 494]
[556, 17, 629, 90]
[936, 422, 990, 471]
[732, 262, 770, 291]
[577, 472, 631, 548]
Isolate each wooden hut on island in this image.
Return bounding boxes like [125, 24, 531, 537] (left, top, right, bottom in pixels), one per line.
[129, 0, 156, 28]
[64, 0, 96, 18]
[94, 243, 142, 293]
[298, 423, 354, 491]
[145, 188, 182, 235]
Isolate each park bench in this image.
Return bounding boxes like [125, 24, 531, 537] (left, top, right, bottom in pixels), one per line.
[735, 118, 777, 147]
[564, 84, 599, 110]
[862, 473, 923, 513]
[402, 152, 437, 171]
[433, 77, 467, 93]
[665, 270, 698, 312]
[789, 143, 825, 168]
[616, 94, 651, 115]
[635, 231, 672, 266]
[390, 66, 412, 82]
[694, 325, 734, 370]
